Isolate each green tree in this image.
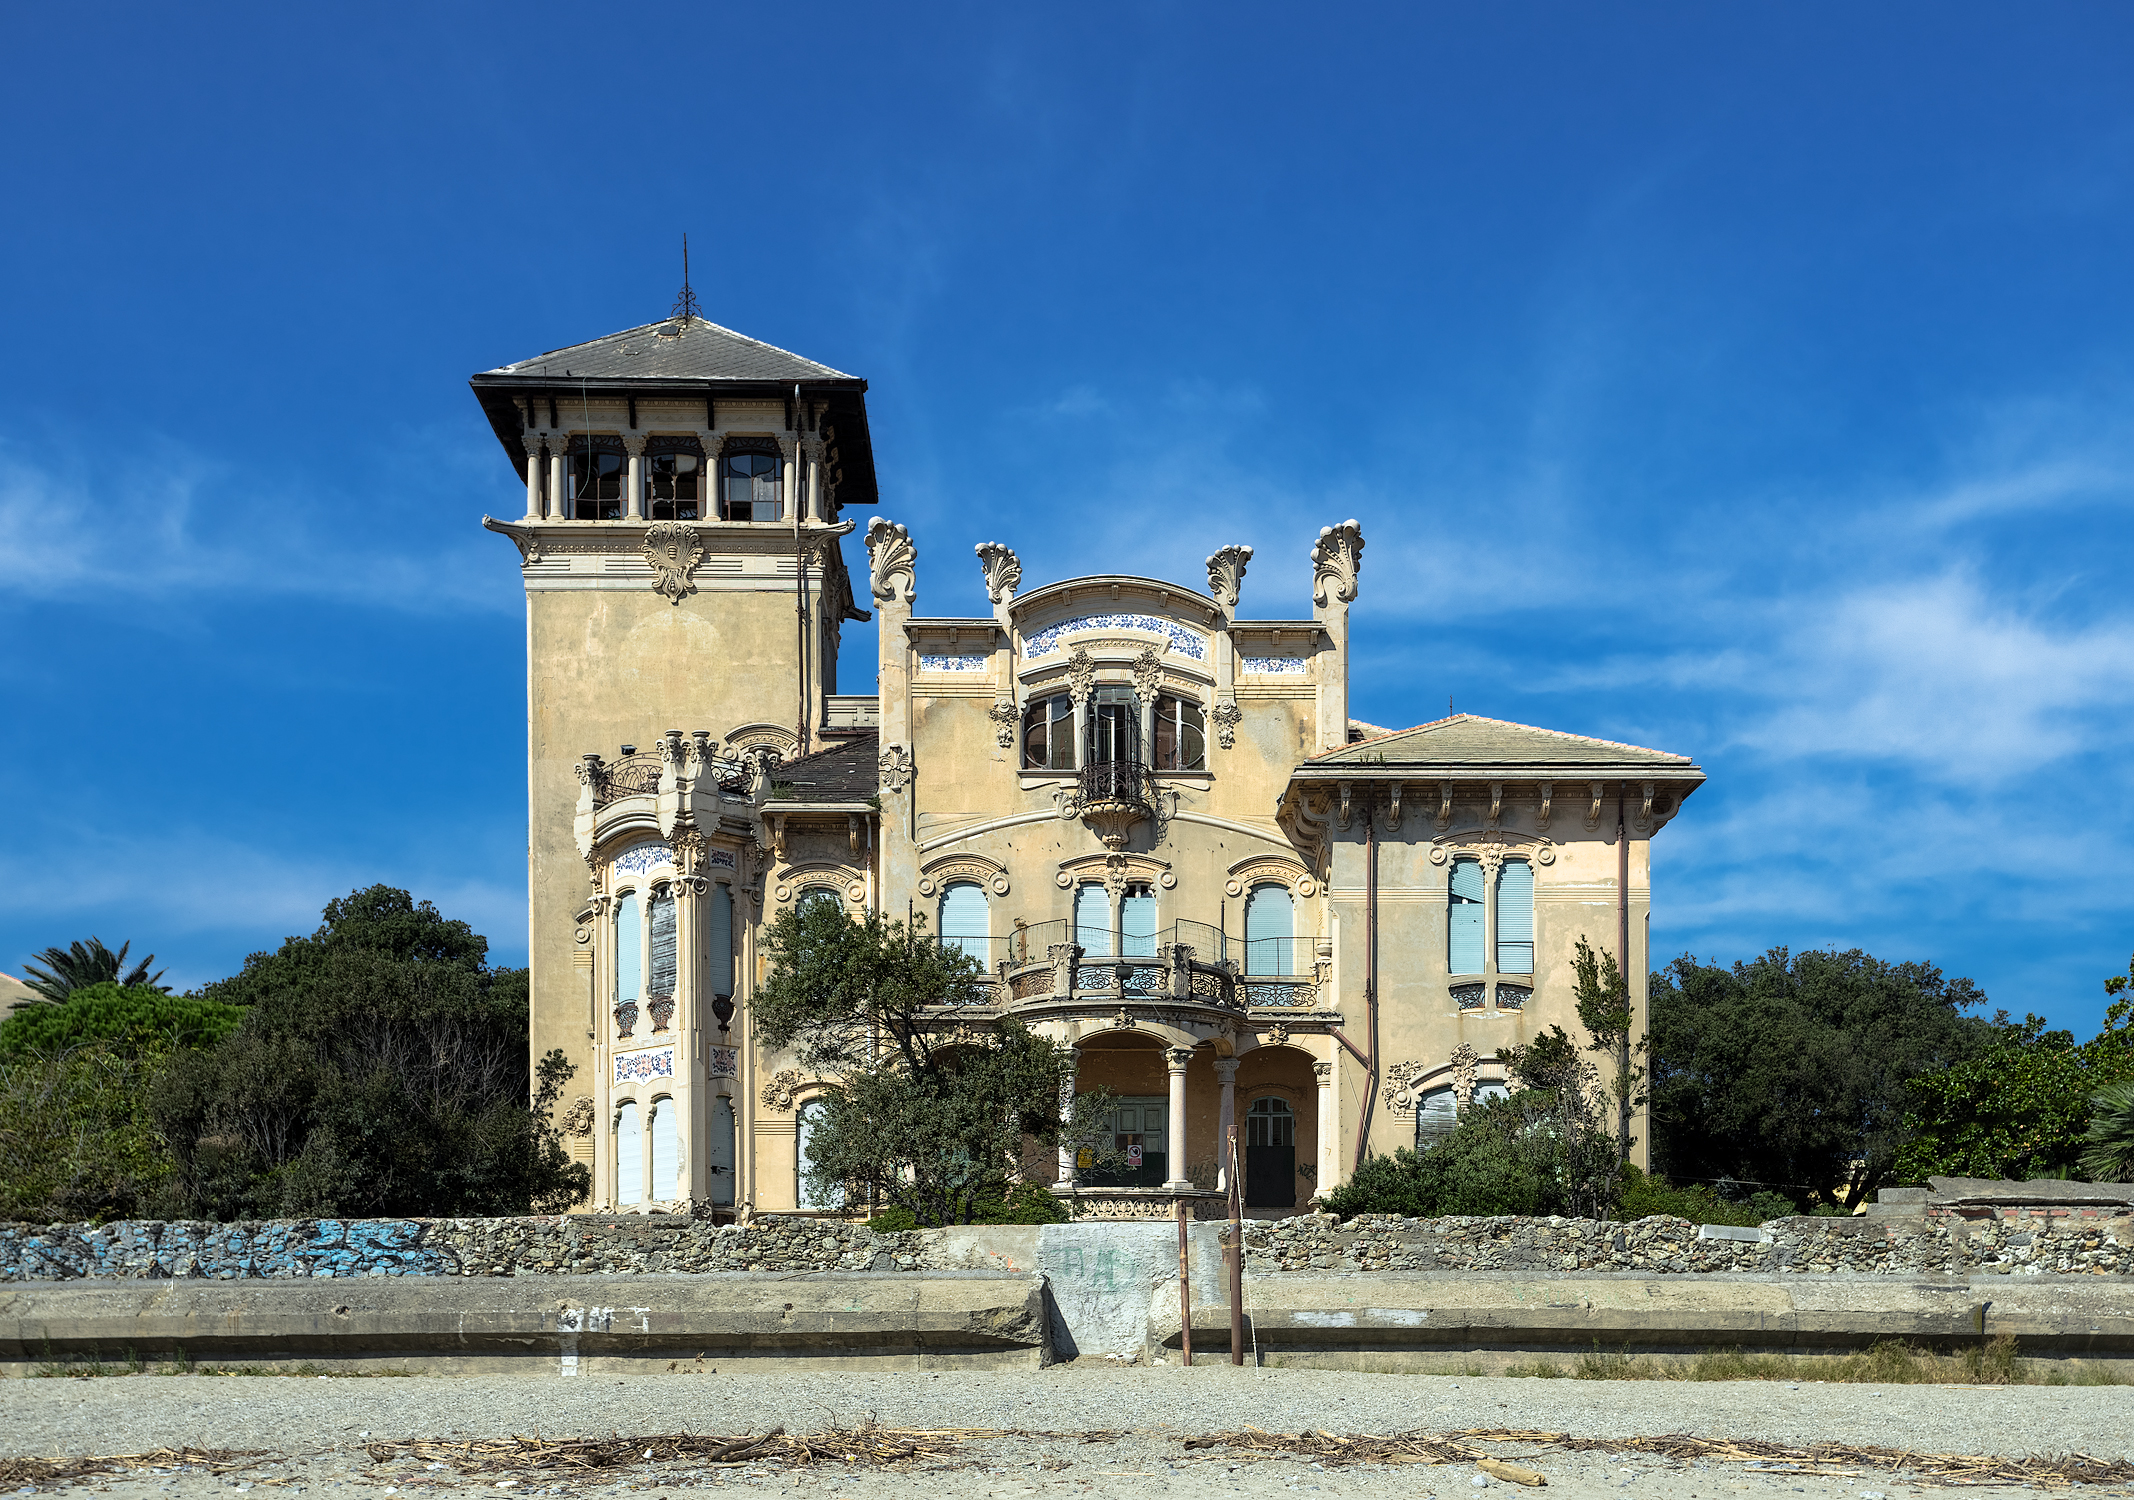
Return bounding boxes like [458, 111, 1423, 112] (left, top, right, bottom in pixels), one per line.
[0, 983, 241, 1060]
[0, 1045, 182, 1222]
[1571, 937, 1645, 1165]
[1650, 946, 1991, 1211]
[1323, 1089, 1586, 1219]
[2079, 1080, 2134, 1183]
[20, 938, 169, 1003]
[1498, 1023, 1624, 1218]
[1897, 998, 2134, 1182]
[149, 886, 587, 1219]
[752, 901, 1105, 1225]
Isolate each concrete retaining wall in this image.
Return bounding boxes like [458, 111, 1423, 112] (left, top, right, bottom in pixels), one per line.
[0, 1271, 1053, 1376]
[1151, 1271, 2134, 1368]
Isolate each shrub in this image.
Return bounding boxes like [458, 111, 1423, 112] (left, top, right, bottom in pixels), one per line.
[0, 983, 241, 1061]
[866, 1206, 919, 1233]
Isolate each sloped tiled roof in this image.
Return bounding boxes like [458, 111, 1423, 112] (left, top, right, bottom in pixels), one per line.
[487, 316, 855, 383]
[1305, 714, 1699, 773]
[770, 734, 880, 804]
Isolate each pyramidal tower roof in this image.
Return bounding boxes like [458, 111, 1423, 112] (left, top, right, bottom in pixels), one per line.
[484, 315, 857, 384]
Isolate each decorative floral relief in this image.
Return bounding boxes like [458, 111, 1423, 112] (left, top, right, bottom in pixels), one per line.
[917, 654, 989, 672]
[613, 1002, 639, 1038]
[613, 1046, 675, 1085]
[559, 1095, 595, 1136]
[760, 1069, 804, 1111]
[1024, 613, 1208, 662]
[1242, 656, 1308, 675]
[614, 842, 676, 876]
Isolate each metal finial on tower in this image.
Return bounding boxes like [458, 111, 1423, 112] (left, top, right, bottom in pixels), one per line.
[670, 234, 701, 322]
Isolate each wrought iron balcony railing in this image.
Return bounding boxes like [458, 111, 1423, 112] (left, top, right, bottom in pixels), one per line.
[1078, 758, 1157, 810]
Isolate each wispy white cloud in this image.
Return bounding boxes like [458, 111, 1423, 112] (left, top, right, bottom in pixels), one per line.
[0, 425, 513, 614]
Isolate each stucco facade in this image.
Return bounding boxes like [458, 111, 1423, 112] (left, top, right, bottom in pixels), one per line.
[471, 312, 1705, 1218]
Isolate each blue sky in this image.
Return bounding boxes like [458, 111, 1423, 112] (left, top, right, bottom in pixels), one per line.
[4, 4, 2131, 1032]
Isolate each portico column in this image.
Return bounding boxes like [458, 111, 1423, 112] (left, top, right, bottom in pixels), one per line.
[1165, 1046, 1194, 1190]
[1314, 1060, 1336, 1199]
[803, 436, 825, 521]
[1055, 1076, 1078, 1190]
[624, 434, 647, 520]
[549, 440, 569, 521]
[521, 433, 543, 520]
[1213, 1058, 1240, 1191]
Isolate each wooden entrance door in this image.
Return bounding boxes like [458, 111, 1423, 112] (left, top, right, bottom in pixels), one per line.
[1245, 1096, 1296, 1207]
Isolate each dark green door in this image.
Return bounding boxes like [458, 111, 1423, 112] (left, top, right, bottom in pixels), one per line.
[1245, 1097, 1295, 1207]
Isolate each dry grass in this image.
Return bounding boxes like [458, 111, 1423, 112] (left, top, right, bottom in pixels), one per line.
[1180, 1427, 2134, 1487]
[360, 1426, 967, 1473]
[1498, 1336, 2127, 1386]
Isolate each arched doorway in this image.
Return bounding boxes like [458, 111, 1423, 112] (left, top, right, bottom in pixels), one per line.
[1246, 1096, 1296, 1207]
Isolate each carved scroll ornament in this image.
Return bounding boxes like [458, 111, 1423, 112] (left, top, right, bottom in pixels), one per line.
[865, 517, 916, 604]
[975, 541, 1022, 604]
[642, 522, 702, 604]
[1310, 519, 1365, 607]
[1205, 544, 1253, 615]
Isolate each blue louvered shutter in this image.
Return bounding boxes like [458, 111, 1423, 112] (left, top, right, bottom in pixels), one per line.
[709, 886, 734, 999]
[1074, 884, 1111, 955]
[1448, 859, 1484, 975]
[1245, 884, 1294, 976]
[1496, 861, 1534, 975]
[940, 880, 990, 964]
[615, 893, 642, 1004]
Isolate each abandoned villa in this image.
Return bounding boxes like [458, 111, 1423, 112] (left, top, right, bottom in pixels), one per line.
[472, 310, 1706, 1219]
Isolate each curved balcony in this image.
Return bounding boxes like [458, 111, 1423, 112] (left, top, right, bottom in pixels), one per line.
[1077, 758, 1158, 850]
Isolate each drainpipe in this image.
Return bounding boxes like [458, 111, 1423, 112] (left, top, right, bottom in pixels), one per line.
[1617, 782, 1632, 1162]
[792, 384, 810, 757]
[1354, 802, 1379, 1171]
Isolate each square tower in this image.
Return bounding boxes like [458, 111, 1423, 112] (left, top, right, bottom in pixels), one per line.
[470, 312, 878, 1156]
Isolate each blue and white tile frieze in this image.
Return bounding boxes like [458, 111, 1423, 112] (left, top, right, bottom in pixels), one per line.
[614, 1046, 676, 1085]
[917, 654, 990, 672]
[705, 849, 736, 870]
[1242, 656, 1309, 675]
[614, 842, 676, 876]
[711, 1046, 739, 1077]
[1024, 613, 1208, 662]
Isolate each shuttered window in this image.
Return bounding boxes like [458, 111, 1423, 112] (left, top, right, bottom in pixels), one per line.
[1244, 883, 1295, 976]
[940, 880, 990, 964]
[1120, 883, 1157, 956]
[615, 1101, 643, 1206]
[647, 888, 677, 1001]
[709, 885, 734, 999]
[1074, 884, 1111, 955]
[1496, 860, 1534, 975]
[649, 1097, 679, 1202]
[1448, 858, 1485, 975]
[1415, 1086, 1459, 1147]
[615, 893, 642, 1004]
[709, 1097, 737, 1207]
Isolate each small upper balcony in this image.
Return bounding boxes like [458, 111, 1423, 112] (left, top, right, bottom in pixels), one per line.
[1075, 759, 1159, 850]
[935, 919, 1323, 1015]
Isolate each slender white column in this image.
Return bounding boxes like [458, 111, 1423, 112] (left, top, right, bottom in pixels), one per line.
[1055, 1075, 1078, 1190]
[1314, 1059, 1336, 1198]
[521, 433, 542, 520]
[625, 434, 647, 520]
[1213, 1058, 1239, 1190]
[549, 443, 568, 521]
[804, 437, 824, 521]
[1165, 1046, 1194, 1190]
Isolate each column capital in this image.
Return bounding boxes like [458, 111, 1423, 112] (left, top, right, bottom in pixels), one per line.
[622, 432, 648, 456]
[1313, 1060, 1333, 1081]
[1165, 1046, 1195, 1072]
[1212, 1058, 1240, 1083]
[520, 431, 543, 457]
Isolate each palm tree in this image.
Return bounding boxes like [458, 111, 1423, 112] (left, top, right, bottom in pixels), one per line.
[2079, 1081, 2134, 1184]
[19, 938, 170, 1003]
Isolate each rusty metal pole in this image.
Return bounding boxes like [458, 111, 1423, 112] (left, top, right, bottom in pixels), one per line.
[1227, 1125, 1244, 1365]
[1176, 1196, 1194, 1366]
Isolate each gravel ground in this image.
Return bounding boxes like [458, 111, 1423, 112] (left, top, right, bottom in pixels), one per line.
[8, 1369, 2133, 1500]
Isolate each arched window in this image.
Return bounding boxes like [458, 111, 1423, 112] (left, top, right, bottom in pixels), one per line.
[647, 439, 703, 521]
[939, 880, 990, 964]
[615, 1100, 643, 1207]
[1120, 881, 1157, 957]
[647, 887, 677, 1019]
[1448, 857, 1485, 975]
[614, 891, 642, 1012]
[649, 1097, 679, 1202]
[1022, 694, 1074, 770]
[1085, 686, 1138, 765]
[1153, 694, 1206, 771]
[721, 449, 783, 521]
[708, 884, 735, 1003]
[1496, 860, 1534, 976]
[570, 437, 626, 520]
[1073, 883, 1111, 956]
[796, 1097, 844, 1210]
[797, 886, 841, 917]
[709, 1097, 737, 1207]
[1244, 883, 1294, 976]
